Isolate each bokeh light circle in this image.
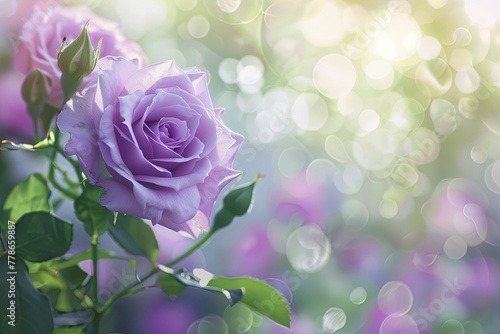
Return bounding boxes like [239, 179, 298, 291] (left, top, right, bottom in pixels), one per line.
[454, 68, 481, 94]
[449, 48, 473, 71]
[391, 158, 419, 189]
[441, 319, 465, 334]
[334, 164, 364, 194]
[218, 58, 239, 84]
[223, 303, 253, 333]
[341, 199, 369, 231]
[322, 307, 347, 333]
[176, 0, 198, 11]
[341, 5, 367, 32]
[418, 36, 442, 60]
[313, 54, 357, 99]
[187, 15, 210, 39]
[325, 135, 351, 163]
[300, 0, 344, 47]
[358, 109, 380, 133]
[187, 315, 229, 334]
[203, 0, 263, 24]
[404, 128, 440, 165]
[377, 281, 414, 315]
[376, 13, 422, 62]
[379, 199, 399, 219]
[286, 225, 331, 273]
[278, 147, 309, 178]
[379, 314, 419, 334]
[470, 145, 488, 164]
[291, 93, 329, 131]
[429, 99, 457, 135]
[415, 58, 453, 97]
[364, 59, 395, 90]
[306, 159, 337, 188]
[458, 96, 479, 119]
[427, 0, 447, 9]
[485, 160, 500, 194]
[443, 236, 468, 259]
[388, 98, 424, 132]
[217, 0, 241, 13]
[350, 286, 368, 305]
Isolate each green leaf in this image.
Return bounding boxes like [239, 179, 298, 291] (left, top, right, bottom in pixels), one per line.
[212, 176, 261, 232]
[208, 276, 291, 329]
[107, 214, 159, 264]
[30, 271, 63, 290]
[53, 326, 85, 334]
[2, 174, 51, 223]
[156, 273, 186, 299]
[36, 266, 87, 312]
[0, 258, 54, 334]
[15, 212, 73, 262]
[74, 185, 111, 237]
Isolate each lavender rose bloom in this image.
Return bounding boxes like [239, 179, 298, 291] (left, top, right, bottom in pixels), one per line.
[58, 57, 243, 238]
[14, 4, 145, 108]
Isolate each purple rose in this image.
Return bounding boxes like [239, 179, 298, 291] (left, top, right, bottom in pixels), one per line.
[14, 4, 146, 108]
[58, 57, 243, 237]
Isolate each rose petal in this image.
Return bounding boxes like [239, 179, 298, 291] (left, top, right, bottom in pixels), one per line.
[57, 87, 105, 183]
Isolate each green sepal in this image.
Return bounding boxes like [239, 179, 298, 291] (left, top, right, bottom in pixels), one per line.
[211, 175, 261, 232]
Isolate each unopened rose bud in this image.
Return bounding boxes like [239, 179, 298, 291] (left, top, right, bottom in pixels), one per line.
[21, 68, 52, 117]
[57, 22, 102, 106]
[212, 175, 262, 232]
[222, 175, 261, 216]
[57, 22, 101, 78]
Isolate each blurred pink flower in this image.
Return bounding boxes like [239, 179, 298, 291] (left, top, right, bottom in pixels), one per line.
[337, 237, 386, 277]
[0, 71, 33, 139]
[141, 298, 196, 334]
[274, 172, 337, 225]
[0, 0, 50, 33]
[225, 225, 277, 278]
[422, 178, 489, 246]
[14, 4, 146, 108]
